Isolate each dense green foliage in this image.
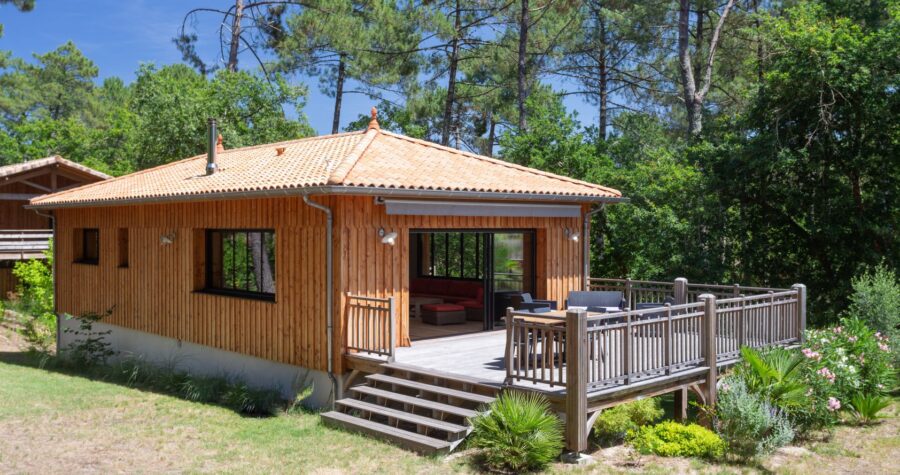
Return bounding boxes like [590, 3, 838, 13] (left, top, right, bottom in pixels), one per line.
[714, 376, 795, 459]
[592, 397, 664, 445]
[468, 391, 563, 472]
[11, 241, 54, 349]
[627, 421, 725, 459]
[846, 265, 900, 363]
[847, 393, 893, 425]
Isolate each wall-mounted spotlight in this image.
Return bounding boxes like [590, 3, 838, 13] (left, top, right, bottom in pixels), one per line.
[160, 231, 177, 245]
[378, 227, 398, 246]
[565, 228, 580, 242]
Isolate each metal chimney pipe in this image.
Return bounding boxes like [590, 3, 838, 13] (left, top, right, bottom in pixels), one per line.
[206, 118, 218, 175]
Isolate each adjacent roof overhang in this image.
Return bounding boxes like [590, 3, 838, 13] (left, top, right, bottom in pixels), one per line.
[381, 199, 583, 218]
[27, 185, 628, 210]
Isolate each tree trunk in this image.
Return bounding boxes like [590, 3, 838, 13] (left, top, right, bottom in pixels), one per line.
[677, 0, 700, 136]
[332, 54, 346, 134]
[517, 0, 529, 131]
[487, 111, 496, 157]
[694, 8, 704, 84]
[597, 10, 608, 140]
[248, 233, 275, 294]
[227, 0, 244, 72]
[441, 0, 461, 146]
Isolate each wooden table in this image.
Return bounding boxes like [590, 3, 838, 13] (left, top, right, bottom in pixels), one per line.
[409, 296, 443, 319]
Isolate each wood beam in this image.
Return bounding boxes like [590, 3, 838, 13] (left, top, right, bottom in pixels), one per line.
[20, 179, 52, 193]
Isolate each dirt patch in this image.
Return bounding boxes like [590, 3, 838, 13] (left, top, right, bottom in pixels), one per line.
[0, 312, 29, 352]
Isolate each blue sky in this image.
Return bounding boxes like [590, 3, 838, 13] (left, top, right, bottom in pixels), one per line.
[1, 0, 594, 135]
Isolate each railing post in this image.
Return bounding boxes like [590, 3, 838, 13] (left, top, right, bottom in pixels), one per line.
[388, 296, 396, 362]
[624, 278, 633, 309]
[699, 294, 718, 409]
[504, 307, 514, 384]
[564, 308, 588, 456]
[738, 294, 745, 349]
[674, 277, 688, 305]
[664, 303, 672, 375]
[792, 284, 806, 343]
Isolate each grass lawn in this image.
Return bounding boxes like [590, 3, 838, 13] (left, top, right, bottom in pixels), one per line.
[0, 351, 468, 474]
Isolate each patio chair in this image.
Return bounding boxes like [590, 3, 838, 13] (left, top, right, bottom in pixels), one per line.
[565, 291, 627, 313]
[510, 293, 557, 313]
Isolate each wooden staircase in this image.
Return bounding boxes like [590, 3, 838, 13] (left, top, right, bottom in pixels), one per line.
[322, 362, 498, 455]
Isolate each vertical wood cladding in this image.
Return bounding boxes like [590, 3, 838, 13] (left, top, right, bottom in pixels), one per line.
[56, 195, 586, 374]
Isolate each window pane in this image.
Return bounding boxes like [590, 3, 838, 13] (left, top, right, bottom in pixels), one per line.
[207, 230, 275, 298]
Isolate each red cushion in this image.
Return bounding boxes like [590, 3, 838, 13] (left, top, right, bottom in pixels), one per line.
[457, 299, 483, 309]
[422, 303, 465, 312]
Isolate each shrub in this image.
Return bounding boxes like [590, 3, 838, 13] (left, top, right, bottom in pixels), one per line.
[846, 265, 899, 360]
[714, 376, 794, 459]
[222, 382, 281, 416]
[62, 310, 116, 366]
[734, 347, 807, 411]
[469, 391, 563, 472]
[847, 393, 892, 425]
[11, 241, 55, 350]
[627, 421, 725, 459]
[593, 398, 664, 445]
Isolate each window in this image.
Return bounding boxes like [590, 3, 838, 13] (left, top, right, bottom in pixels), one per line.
[74, 228, 99, 265]
[117, 228, 129, 268]
[205, 230, 276, 300]
[418, 232, 483, 280]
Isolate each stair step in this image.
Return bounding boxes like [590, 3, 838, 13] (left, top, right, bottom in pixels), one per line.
[383, 362, 502, 392]
[366, 373, 496, 405]
[322, 411, 452, 455]
[336, 398, 469, 437]
[350, 385, 478, 419]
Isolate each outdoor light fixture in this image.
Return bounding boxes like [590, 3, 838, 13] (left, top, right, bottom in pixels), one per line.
[160, 231, 176, 245]
[565, 228, 580, 242]
[378, 227, 398, 246]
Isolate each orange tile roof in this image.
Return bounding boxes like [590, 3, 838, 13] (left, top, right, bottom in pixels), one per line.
[0, 155, 111, 181]
[29, 128, 622, 208]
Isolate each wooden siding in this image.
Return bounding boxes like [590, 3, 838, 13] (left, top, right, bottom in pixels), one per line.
[333, 196, 585, 372]
[55, 197, 332, 372]
[55, 195, 587, 375]
[0, 266, 17, 298]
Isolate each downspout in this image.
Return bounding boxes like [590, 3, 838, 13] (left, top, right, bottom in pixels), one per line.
[302, 195, 338, 406]
[583, 204, 605, 291]
[32, 209, 57, 350]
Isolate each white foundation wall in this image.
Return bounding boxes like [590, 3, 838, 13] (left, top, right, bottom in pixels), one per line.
[58, 316, 338, 408]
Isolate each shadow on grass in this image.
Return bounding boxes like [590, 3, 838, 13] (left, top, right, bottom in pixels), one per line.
[0, 349, 298, 418]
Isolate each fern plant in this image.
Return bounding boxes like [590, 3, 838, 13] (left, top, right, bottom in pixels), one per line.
[847, 393, 892, 425]
[469, 391, 563, 472]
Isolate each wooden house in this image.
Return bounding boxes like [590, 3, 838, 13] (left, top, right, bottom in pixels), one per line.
[30, 112, 807, 455]
[1, 156, 109, 296]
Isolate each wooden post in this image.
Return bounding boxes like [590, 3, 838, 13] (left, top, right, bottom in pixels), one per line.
[664, 303, 672, 375]
[792, 284, 807, 343]
[673, 387, 688, 422]
[624, 278, 633, 309]
[505, 307, 514, 383]
[699, 294, 718, 410]
[564, 309, 588, 455]
[388, 296, 396, 362]
[674, 277, 688, 305]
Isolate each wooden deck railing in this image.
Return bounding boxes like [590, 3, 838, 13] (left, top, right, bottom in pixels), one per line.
[345, 293, 396, 362]
[504, 281, 807, 453]
[587, 277, 791, 308]
[0, 229, 52, 260]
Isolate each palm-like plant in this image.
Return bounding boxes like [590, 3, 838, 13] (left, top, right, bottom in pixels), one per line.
[468, 391, 563, 472]
[848, 393, 892, 425]
[736, 346, 807, 410]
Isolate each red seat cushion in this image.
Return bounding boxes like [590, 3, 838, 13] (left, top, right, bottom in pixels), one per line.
[457, 299, 483, 309]
[422, 303, 465, 312]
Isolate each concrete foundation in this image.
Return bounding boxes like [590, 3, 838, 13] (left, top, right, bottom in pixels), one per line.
[58, 316, 338, 408]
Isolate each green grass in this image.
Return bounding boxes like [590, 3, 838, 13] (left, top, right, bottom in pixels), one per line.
[0, 353, 465, 473]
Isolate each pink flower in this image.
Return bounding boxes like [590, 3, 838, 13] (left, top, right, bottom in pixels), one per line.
[817, 367, 836, 383]
[879, 343, 890, 352]
[833, 326, 843, 334]
[848, 336, 858, 343]
[827, 397, 841, 412]
[802, 348, 822, 361]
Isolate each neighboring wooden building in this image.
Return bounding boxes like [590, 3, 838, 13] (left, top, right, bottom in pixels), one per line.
[0, 156, 109, 297]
